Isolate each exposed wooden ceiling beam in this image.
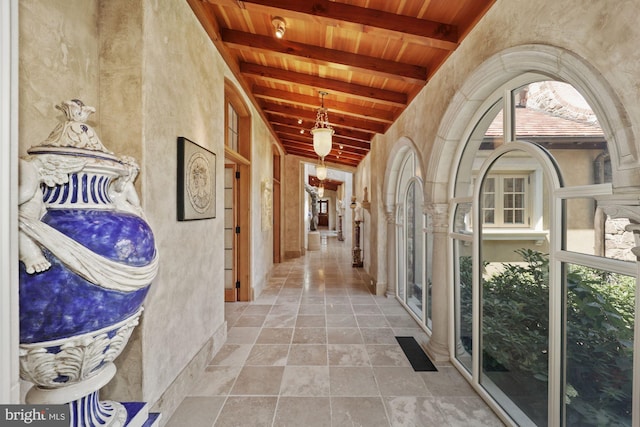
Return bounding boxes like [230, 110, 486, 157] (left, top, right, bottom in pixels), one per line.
[276, 131, 370, 156]
[261, 101, 387, 134]
[210, 0, 459, 50]
[240, 62, 408, 107]
[284, 146, 352, 163]
[189, 0, 221, 41]
[308, 176, 340, 192]
[222, 29, 428, 85]
[284, 146, 360, 166]
[252, 86, 396, 123]
[267, 114, 374, 143]
[283, 137, 365, 161]
[269, 119, 373, 149]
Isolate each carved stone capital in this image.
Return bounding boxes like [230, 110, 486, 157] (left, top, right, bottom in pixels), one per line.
[384, 204, 398, 224]
[427, 203, 449, 233]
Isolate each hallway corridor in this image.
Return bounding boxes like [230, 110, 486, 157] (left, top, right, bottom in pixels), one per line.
[166, 235, 504, 426]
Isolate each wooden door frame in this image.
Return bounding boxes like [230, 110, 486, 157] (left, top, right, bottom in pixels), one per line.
[224, 163, 239, 302]
[225, 79, 252, 301]
[273, 150, 281, 263]
[225, 148, 251, 301]
[237, 161, 251, 301]
[318, 200, 329, 227]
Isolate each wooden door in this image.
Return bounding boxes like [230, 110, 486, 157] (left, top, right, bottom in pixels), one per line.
[318, 200, 329, 227]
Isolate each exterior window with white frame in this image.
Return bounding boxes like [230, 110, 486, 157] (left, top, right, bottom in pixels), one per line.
[481, 174, 528, 227]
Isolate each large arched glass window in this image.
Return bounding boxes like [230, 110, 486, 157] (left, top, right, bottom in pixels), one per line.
[395, 151, 432, 329]
[451, 78, 635, 426]
[405, 179, 424, 319]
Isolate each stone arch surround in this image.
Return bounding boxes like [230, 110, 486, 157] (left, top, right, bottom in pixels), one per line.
[427, 43, 638, 205]
[382, 136, 424, 215]
[378, 137, 424, 304]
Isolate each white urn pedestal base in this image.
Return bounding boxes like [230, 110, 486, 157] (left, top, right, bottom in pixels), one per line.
[26, 363, 160, 427]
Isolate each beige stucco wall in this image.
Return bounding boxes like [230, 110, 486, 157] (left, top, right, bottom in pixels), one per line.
[18, 0, 275, 417]
[17, 0, 102, 402]
[19, 0, 100, 156]
[283, 154, 305, 258]
[250, 112, 276, 297]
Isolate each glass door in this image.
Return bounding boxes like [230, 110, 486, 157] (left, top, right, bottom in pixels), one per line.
[479, 149, 551, 426]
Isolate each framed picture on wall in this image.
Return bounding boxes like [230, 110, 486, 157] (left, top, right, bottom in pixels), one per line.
[177, 136, 216, 221]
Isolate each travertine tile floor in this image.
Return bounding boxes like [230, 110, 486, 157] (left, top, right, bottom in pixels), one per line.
[166, 234, 505, 427]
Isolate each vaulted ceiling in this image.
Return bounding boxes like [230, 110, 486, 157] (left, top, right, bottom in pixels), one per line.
[188, 0, 497, 168]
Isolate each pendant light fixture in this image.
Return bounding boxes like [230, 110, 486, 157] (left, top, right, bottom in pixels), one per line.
[311, 91, 333, 159]
[316, 161, 328, 181]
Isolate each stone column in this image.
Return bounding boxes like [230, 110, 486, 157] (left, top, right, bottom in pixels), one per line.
[353, 220, 364, 267]
[384, 205, 398, 298]
[601, 204, 640, 257]
[373, 203, 388, 296]
[425, 203, 450, 361]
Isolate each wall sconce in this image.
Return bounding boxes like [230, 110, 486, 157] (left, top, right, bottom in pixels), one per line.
[362, 187, 370, 211]
[272, 17, 286, 39]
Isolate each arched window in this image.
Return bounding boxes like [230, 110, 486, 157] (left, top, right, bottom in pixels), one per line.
[395, 151, 432, 329]
[452, 78, 635, 426]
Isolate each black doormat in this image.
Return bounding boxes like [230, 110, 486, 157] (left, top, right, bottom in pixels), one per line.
[396, 336, 437, 372]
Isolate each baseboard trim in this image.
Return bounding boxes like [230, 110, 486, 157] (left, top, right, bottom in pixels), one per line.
[150, 321, 227, 426]
[284, 250, 302, 259]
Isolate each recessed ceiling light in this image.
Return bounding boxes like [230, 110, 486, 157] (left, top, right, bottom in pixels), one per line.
[272, 17, 286, 39]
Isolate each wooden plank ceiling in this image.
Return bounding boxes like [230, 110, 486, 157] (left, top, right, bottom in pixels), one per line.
[188, 0, 496, 168]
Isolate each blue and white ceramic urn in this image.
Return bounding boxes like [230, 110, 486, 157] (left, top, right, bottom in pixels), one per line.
[18, 100, 159, 426]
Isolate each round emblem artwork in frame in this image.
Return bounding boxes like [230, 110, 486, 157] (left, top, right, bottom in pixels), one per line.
[177, 136, 217, 221]
[186, 152, 212, 213]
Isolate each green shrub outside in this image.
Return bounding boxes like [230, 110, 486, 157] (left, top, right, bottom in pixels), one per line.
[459, 249, 634, 426]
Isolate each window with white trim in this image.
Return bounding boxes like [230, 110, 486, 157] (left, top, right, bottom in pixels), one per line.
[481, 173, 529, 227]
